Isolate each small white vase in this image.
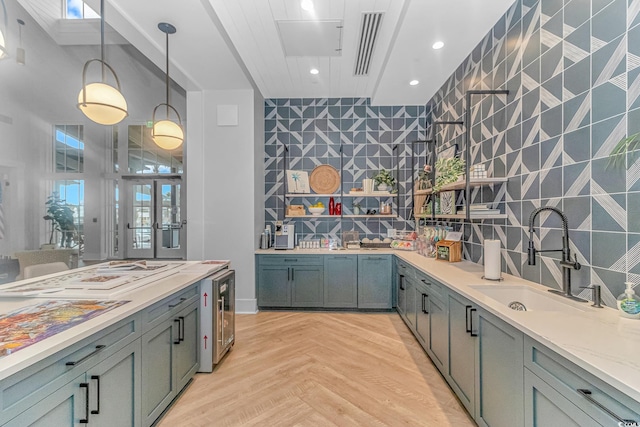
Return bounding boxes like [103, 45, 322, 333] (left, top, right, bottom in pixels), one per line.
[377, 183, 389, 192]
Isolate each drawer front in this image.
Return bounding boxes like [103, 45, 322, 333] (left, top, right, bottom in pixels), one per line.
[258, 255, 323, 266]
[414, 270, 445, 301]
[143, 283, 199, 331]
[524, 336, 640, 426]
[395, 260, 415, 280]
[0, 315, 140, 424]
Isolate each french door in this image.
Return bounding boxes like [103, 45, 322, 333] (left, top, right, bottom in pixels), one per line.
[125, 177, 185, 259]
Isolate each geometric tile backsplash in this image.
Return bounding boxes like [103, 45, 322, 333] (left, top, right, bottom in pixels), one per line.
[265, 0, 640, 306]
[264, 97, 428, 242]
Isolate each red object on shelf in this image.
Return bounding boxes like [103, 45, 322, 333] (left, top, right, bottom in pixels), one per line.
[335, 203, 342, 215]
[329, 197, 335, 215]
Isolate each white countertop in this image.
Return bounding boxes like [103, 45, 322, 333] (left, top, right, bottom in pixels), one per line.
[257, 248, 640, 403]
[0, 261, 229, 381]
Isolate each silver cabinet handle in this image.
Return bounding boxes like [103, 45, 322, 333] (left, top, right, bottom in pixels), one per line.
[169, 297, 187, 309]
[577, 389, 637, 424]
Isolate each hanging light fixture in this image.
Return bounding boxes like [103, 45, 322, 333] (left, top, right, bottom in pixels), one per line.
[77, 0, 127, 125]
[152, 22, 183, 150]
[0, 0, 8, 60]
[16, 18, 24, 65]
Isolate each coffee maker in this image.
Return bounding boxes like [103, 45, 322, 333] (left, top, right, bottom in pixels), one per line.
[274, 221, 295, 250]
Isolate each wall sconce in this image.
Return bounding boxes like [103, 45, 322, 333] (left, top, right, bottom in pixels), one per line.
[152, 22, 183, 151]
[77, 0, 128, 125]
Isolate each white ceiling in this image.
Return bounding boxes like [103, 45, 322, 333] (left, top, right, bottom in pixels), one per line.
[18, 0, 516, 105]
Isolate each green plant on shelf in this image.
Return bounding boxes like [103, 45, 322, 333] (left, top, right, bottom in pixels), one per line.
[373, 169, 396, 189]
[434, 157, 465, 192]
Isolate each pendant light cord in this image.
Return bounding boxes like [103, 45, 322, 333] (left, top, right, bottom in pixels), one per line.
[1, 0, 7, 39]
[165, 30, 170, 117]
[100, 0, 105, 82]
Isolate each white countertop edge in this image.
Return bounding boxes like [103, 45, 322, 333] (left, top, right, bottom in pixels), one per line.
[256, 248, 640, 403]
[0, 261, 229, 381]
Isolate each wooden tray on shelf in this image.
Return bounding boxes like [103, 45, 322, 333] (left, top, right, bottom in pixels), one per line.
[309, 165, 340, 194]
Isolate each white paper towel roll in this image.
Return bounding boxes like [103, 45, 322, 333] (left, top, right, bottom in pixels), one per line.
[484, 239, 501, 280]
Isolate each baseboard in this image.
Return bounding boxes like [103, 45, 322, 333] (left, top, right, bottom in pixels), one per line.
[236, 298, 258, 314]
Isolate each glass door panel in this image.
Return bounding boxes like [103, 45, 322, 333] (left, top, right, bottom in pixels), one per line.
[156, 180, 184, 258]
[127, 182, 154, 258]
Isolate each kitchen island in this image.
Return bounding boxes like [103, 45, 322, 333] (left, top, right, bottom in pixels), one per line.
[257, 248, 640, 426]
[0, 260, 228, 426]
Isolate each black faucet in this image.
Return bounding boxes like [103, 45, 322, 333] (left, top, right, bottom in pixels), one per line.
[528, 206, 586, 302]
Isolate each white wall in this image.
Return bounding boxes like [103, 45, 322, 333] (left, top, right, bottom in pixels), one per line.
[186, 89, 261, 313]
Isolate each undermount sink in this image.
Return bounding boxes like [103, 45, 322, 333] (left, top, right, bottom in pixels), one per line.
[469, 285, 587, 313]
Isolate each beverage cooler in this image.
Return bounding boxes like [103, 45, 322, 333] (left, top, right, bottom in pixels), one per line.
[199, 269, 235, 372]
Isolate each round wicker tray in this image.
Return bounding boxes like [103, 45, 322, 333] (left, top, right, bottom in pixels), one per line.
[309, 165, 340, 194]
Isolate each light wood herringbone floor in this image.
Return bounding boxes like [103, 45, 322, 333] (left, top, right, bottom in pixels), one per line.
[158, 311, 475, 427]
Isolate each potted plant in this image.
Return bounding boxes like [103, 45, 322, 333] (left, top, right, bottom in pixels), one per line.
[352, 201, 361, 215]
[417, 164, 433, 190]
[373, 169, 396, 192]
[434, 157, 465, 192]
[43, 192, 77, 248]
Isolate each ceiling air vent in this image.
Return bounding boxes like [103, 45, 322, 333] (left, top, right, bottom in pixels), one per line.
[354, 12, 384, 76]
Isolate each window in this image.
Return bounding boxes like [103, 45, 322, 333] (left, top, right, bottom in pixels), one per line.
[55, 125, 84, 173]
[52, 180, 84, 253]
[65, 0, 99, 19]
[128, 125, 183, 174]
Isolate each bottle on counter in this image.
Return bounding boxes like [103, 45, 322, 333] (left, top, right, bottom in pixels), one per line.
[617, 282, 640, 319]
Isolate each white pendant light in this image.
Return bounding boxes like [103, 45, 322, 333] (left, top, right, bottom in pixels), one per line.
[152, 22, 183, 151]
[77, 0, 127, 125]
[0, 0, 8, 60]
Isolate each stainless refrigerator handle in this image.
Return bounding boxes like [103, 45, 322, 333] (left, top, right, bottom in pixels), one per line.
[220, 296, 225, 346]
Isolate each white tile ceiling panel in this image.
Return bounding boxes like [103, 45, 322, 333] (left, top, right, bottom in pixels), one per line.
[277, 20, 342, 57]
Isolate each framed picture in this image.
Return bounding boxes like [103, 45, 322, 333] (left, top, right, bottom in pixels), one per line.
[286, 170, 310, 193]
[440, 191, 455, 214]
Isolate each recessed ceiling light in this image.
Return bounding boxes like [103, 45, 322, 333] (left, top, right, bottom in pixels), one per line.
[432, 41, 444, 50]
[409, 80, 419, 86]
[301, 0, 314, 11]
[310, 68, 319, 75]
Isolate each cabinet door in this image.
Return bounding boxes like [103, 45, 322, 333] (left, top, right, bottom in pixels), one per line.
[404, 277, 417, 331]
[414, 285, 429, 348]
[358, 255, 392, 309]
[291, 265, 324, 307]
[5, 374, 86, 427]
[175, 302, 200, 391]
[397, 272, 407, 315]
[141, 319, 175, 426]
[448, 292, 476, 415]
[258, 265, 291, 307]
[428, 294, 448, 373]
[524, 369, 601, 427]
[476, 310, 524, 427]
[324, 255, 358, 308]
[89, 340, 142, 427]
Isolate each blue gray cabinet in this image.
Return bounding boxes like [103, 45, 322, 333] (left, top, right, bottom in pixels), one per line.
[396, 260, 410, 316]
[4, 373, 86, 427]
[447, 292, 476, 415]
[258, 265, 291, 307]
[475, 310, 523, 427]
[414, 281, 430, 347]
[427, 291, 448, 373]
[358, 255, 392, 309]
[524, 336, 640, 427]
[6, 339, 141, 427]
[141, 297, 200, 427]
[257, 256, 324, 308]
[324, 255, 358, 308]
[291, 265, 324, 307]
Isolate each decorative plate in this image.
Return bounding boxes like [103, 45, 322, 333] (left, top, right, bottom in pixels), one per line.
[309, 165, 340, 194]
